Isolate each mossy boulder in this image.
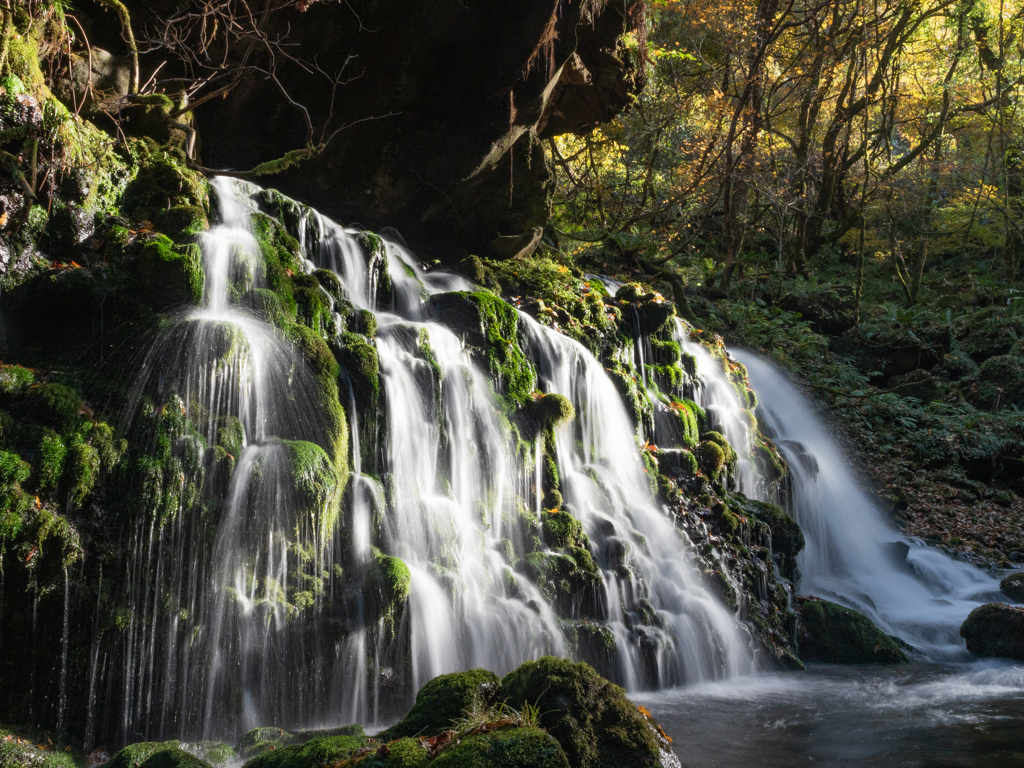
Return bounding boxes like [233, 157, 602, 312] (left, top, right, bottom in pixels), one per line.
[960, 603, 1024, 660]
[138, 749, 212, 768]
[1000, 572, 1024, 602]
[500, 657, 665, 768]
[107, 742, 186, 768]
[431, 727, 569, 768]
[796, 597, 909, 664]
[135, 236, 205, 309]
[382, 668, 502, 739]
[236, 728, 296, 759]
[426, 291, 535, 409]
[240, 732, 368, 768]
[26, 383, 82, 435]
[523, 393, 575, 431]
[356, 738, 428, 768]
[697, 440, 725, 479]
[541, 509, 587, 549]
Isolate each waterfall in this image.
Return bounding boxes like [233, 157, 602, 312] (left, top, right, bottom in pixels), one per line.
[734, 351, 1003, 658]
[112, 178, 760, 738]
[522, 315, 755, 687]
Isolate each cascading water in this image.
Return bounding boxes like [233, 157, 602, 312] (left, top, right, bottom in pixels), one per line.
[673, 321, 761, 497]
[734, 350, 1004, 658]
[522, 315, 755, 687]
[114, 179, 760, 740]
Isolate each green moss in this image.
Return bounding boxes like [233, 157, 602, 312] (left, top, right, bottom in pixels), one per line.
[359, 738, 428, 768]
[108, 742, 181, 768]
[427, 291, 535, 409]
[0, 740, 79, 768]
[26, 384, 82, 435]
[525, 549, 601, 613]
[217, 417, 245, 459]
[293, 273, 333, 337]
[240, 734, 368, 768]
[697, 440, 725, 479]
[136, 236, 205, 309]
[283, 324, 348, 480]
[702, 431, 736, 463]
[336, 331, 379, 405]
[0, 365, 34, 395]
[250, 288, 296, 328]
[139, 749, 211, 768]
[431, 727, 570, 768]
[236, 728, 295, 759]
[796, 597, 909, 664]
[158, 205, 209, 240]
[500, 657, 662, 768]
[542, 509, 586, 549]
[37, 431, 66, 490]
[525, 393, 575, 431]
[187, 744, 236, 767]
[68, 440, 100, 507]
[364, 548, 412, 637]
[382, 669, 502, 740]
[282, 438, 341, 538]
[734, 498, 804, 578]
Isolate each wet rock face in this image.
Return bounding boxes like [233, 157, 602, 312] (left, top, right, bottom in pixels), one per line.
[178, 0, 644, 256]
[960, 603, 1024, 660]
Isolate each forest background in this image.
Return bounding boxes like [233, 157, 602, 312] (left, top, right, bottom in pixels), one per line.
[546, 0, 1024, 565]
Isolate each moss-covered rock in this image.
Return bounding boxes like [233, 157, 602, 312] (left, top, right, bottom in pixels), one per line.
[335, 331, 380, 406]
[525, 549, 602, 615]
[697, 440, 725, 479]
[734, 497, 804, 580]
[523, 393, 575, 432]
[432, 727, 569, 768]
[0, 736, 79, 768]
[796, 597, 909, 664]
[236, 728, 296, 759]
[26, 383, 82, 435]
[0, 365, 35, 395]
[500, 657, 665, 768]
[357, 738, 428, 768]
[541, 509, 587, 549]
[1001, 571, 1024, 602]
[364, 548, 412, 636]
[139, 749, 212, 768]
[240, 732, 368, 768]
[426, 291, 535, 409]
[960, 603, 1024, 660]
[135, 235, 205, 309]
[107, 742, 182, 768]
[382, 669, 502, 740]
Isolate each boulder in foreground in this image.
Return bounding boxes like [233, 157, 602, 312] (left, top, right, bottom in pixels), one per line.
[960, 603, 1024, 660]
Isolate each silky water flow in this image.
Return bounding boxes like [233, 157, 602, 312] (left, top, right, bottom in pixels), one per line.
[112, 179, 760, 741]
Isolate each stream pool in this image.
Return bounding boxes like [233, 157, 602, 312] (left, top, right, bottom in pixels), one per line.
[638, 662, 1024, 767]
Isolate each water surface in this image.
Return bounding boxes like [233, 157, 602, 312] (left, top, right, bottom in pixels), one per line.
[639, 662, 1024, 767]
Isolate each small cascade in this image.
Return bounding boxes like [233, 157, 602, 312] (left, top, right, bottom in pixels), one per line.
[674, 320, 761, 497]
[522, 314, 755, 687]
[735, 351, 1003, 658]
